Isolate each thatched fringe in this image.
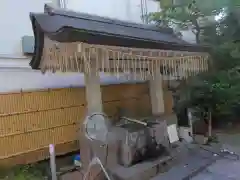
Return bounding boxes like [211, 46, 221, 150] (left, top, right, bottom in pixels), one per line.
[40, 36, 209, 80]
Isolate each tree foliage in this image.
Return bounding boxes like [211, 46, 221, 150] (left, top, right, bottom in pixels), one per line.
[177, 9, 240, 121]
[150, 1, 240, 122]
[149, 0, 224, 43]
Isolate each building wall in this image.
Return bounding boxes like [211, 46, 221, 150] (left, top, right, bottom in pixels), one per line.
[0, 0, 52, 56]
[66, 0, 160, 23]
[0, 0, 159, 57]
[0, 0, 160, 91]
[0, 0, 195, 92]
[0, 0, 66, 91]
[0, 70, 144, 92]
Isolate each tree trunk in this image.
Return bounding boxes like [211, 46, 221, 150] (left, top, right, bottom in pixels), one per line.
[196, 30, 200, 44]
[208, 110, 212, 137]
[192, 19, 201, 44]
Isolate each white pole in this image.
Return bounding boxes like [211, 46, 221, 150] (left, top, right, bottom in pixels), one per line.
[49, 144, 57, 180]
[59, 0, 67, 8]
[54, 0, 66, 8]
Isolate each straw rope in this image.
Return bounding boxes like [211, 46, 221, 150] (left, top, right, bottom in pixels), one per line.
[40, 36, 209, 80]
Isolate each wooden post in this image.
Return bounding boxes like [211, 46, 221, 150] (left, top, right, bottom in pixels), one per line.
[208, 110, 212, 137]
[84, 64, 103, 114]
[49, 144, 57, 180]
[149, 73, 165, 116]
[81, 56, 103, 180]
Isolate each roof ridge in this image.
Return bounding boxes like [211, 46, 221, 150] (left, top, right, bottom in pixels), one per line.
[44, 4, 174, 35]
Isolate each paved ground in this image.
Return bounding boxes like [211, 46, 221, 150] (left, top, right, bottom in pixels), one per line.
[59, 133, 240, 180]
[61, 171, 83, 180]
[191, 133, 240, 180]
[192, 159, 240, 180]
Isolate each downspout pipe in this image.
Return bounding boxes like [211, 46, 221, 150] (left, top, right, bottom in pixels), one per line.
[57, 0, 66, 9]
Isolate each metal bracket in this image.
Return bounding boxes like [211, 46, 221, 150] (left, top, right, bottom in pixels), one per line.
[83, 157, 113, 180]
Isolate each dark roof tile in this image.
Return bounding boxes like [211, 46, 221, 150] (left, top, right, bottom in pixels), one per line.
[29, 4, 210, 69]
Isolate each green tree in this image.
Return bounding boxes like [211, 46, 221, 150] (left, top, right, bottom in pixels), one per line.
[150, 1, 240, 132]
[176, 10, 240, 129]
[149, 0, 224, 43]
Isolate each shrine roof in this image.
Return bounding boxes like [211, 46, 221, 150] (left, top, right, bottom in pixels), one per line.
[29, 4, 209, 69]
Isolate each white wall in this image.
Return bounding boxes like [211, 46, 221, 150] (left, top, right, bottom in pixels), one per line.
[2, 0, 192, 93]
[66, 0, 160, 23]
[0, 0, 155, 92]
[0, 0, 191, 57]
[0, 0, 53, 56]
[0, 0, 159, 57]
[0, 0, 50, 92]
[0, 70, 143, 93]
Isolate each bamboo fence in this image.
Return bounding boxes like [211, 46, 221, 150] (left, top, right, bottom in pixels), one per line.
[0, 82, 173, 166]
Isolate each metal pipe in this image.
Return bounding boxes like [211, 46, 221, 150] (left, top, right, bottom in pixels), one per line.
[122, 116, 147, 126]
[57, 0, 67, 8]
[49, 144, 57, 180]
[83, 157, 112, 180]
[0, 55, 29, 59]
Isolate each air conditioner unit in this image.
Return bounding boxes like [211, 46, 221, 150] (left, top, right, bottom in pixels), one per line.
[21, 36, 34, 55]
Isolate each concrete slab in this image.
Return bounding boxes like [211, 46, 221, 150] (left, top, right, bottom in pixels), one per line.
[206, 159, 240, 179]
[60, 171, 83, 180]
[191, 142, 240, 180]
[191, 170, 237, 180]
[150, 147, 219, 180]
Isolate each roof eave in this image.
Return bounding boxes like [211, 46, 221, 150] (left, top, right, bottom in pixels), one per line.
[29, 13, 44, 70]
[29, 6, 210, 70]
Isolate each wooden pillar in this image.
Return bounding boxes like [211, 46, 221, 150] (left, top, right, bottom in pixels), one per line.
[81, 59, 104, 180]
[84, 65, 103, 114]
[149, 73, 165, 115]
